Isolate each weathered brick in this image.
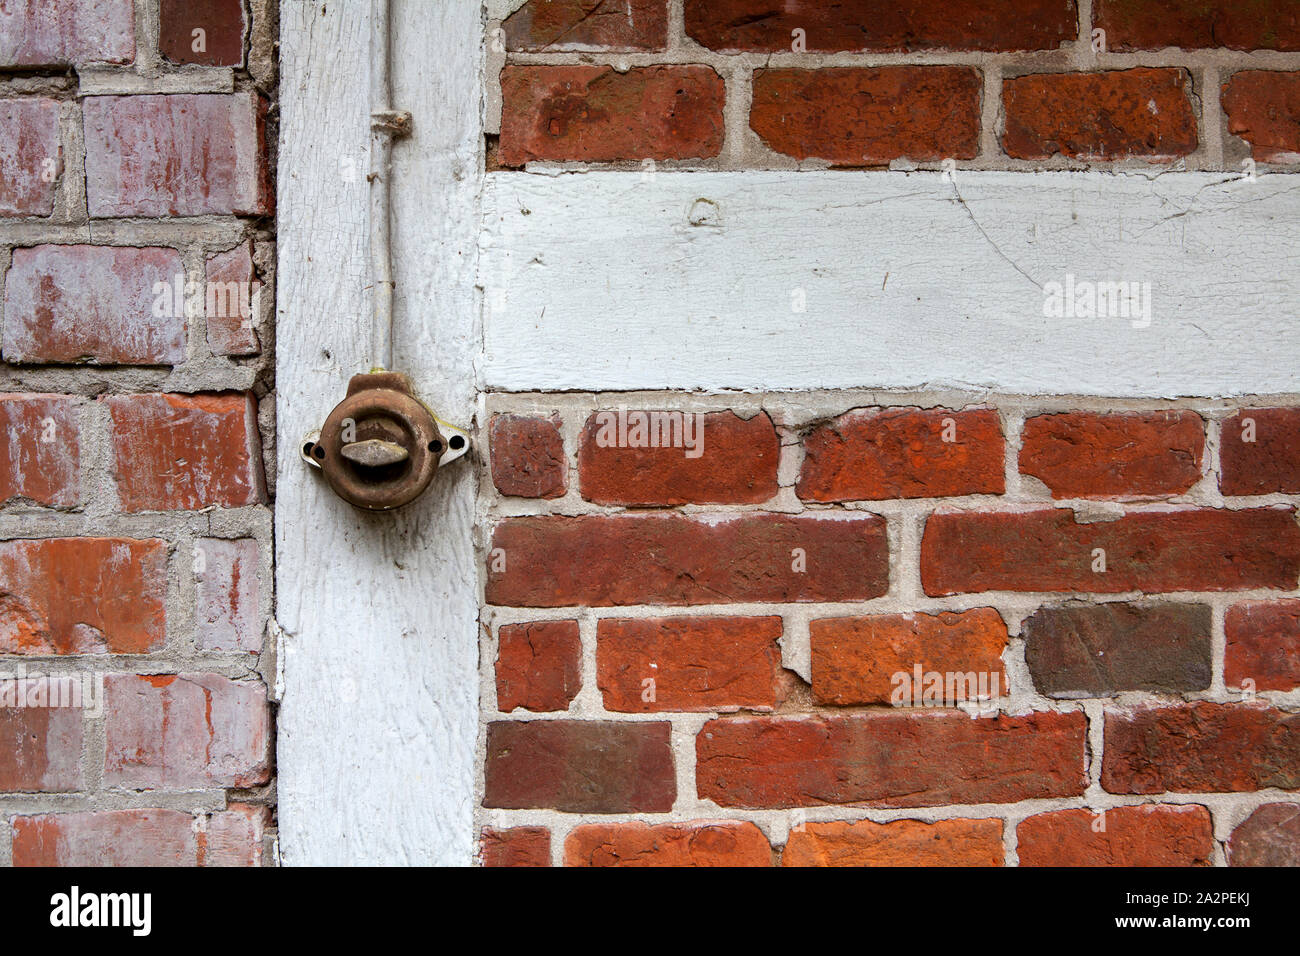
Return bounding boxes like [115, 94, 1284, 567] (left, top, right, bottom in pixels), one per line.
[496, 619, 581, 712]
[205, 240, 260, 356]
[104, 393, 265, 512]
[0, 537, 167, 655]
[1017, 805, 1214, 866]
[0, 706, 83, 792]
[12, 806, 265, 866]
[1019, 411, 1205, 498]
[13, 810, 194, 866]
[565, 821, 771, 866]
[798, 407, 1003, 502]
[203, 803, 269, 866]
[1222, 71, 1300, 163]
[1103, 702, 1300, 794]
[1225, 600, 1300, 693]
[489, 414, 567, 499]
[921, 507, 1300, 595]
[1002, 69, 1198, 161]
[0, 98, 60, 217]
[194, 538, 261, 653]
[696, 711, 1087, 809]
[1227, 803, 1300, 866]
[783, 818, 1004, 867]
[1095, 0, 1300, 51]
[499, 65, 725, 166]
[2, 244, 185, 366]
[1220, 408, 1300, 495]
[578, 409, 779, 506]
[750, 67, 981, 166]
[685, 0, 1078, 52]
[0, 394, 80, 507]
[504, 0, 667, 51]
[104, 674, 271, 789]
[487, 513, 889, 607]
[0, 0, 134, 67]
[810, 609, 1008, 706]
[598, 615, 783, 712]
[83, 93, 271, 217]
[480, 826, 551, 867]
[159, 0, 245, 66]
[484, 720, 675, 812]
[1024, 602, 1211, 697]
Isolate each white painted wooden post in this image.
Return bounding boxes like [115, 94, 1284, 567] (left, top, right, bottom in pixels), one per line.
[277, 0, 483, 865]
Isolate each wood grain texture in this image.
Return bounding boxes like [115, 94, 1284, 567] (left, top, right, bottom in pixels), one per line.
[277, 0, 482, 865]
[481, 170, 1300, 397]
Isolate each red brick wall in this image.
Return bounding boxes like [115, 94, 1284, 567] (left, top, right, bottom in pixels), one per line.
[480, 395, 1300, 866]
[491, 0, 1300, 170]
[0, 0, 275, 866]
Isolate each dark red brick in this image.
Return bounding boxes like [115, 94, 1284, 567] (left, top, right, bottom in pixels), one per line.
[159, 0, 244, 66]
[1220, 408, 1300, 495]
[480, 826, 551, 867]
[1225, 600, 1300, 693]
[504, 0, 667, 51]
[487, 513, 889, 607]
[565, 821, 771, 866]
[1222, 71, 1300, 163]
[484, 720, 675, 812]
[1018, 804, 1214, 866]
[489, 414, 567, 499]
[1103, 702, 1300, 794]
[921, 507, 1300, 595]
[496, 620, 582, 712]
[1095, 0, 1300, 51]
[1227, 803, 1300, 866]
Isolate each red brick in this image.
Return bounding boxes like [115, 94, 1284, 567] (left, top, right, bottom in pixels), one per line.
[203, 803, 269, 866]
[598, 615, 783, 712]
[159, 0, 245, 66]
[783, 818, 1004, 867]
[1103, 702, 1300, 794]
[0, 98, 60, 217]
[484, 719, 675, 812]
[496, 620, 581, 712]
[504, 0, 667, 51]
[0, 538, 167, 655]
[921, 507, 1300, 595]
[810, 609, 1008, 706]
[1024, 602, 1211, 697]
[83, 93, 271, 217]
[1225, 600, 1300, 693]
[1002, 69, 1198, 161]
[1017, 805, 1214, 866]
[685, 0, 1077, 52]
[12, 807, 264, 866]
[104, 393, 265, 512]
[750, 67, 981, 166]
[1222, 72, 1300, 163]
[1019, 411, 1205, 498]
[499, 65, 724, 166]
[1095, 0, 1300, 52]
[14, 810, 194, 866]
[0, 706, 82, 792]
[0, 394, 80, 507]
[696, 711, 1087, 809]
[0, 0, 135, 67]
[487, 513, 888, 607]
[578, 409, 779, 506]
[1220, 408, 1300, 495]
[104, 673, 271, 789]
[205, 241, 260, 356]
[194, 538, 261, 653]
[2, 244, 185, 365]
[480, 826, 551, 867]
[565, 821, 771, 866]
[1227, 803, 1300, 866]
[797, 407, 1004, 502]
[489, 414, 567, 499]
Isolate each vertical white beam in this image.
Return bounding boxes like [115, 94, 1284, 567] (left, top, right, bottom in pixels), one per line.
[277, 0, 483, 865]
